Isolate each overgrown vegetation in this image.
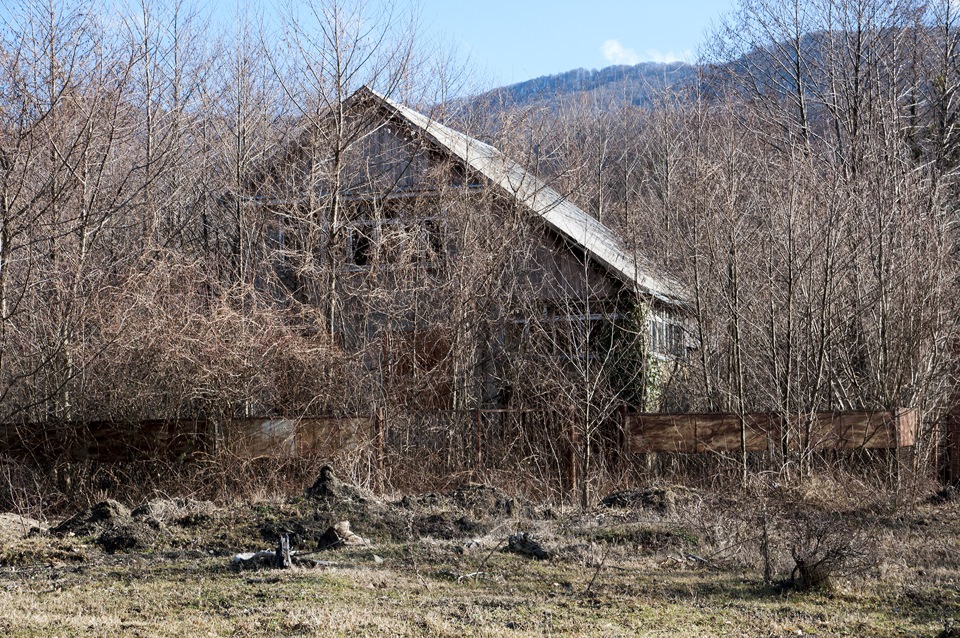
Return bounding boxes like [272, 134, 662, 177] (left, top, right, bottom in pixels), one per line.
[0, 0, 957, 492]
[1, 0, 960, 631]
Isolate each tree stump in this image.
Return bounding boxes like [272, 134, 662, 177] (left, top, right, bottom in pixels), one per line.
[276, 534, 292, 569]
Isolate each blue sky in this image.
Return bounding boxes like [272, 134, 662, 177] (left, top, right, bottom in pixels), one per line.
[412, 0, 735, 85]
[0, 0, 735, 90]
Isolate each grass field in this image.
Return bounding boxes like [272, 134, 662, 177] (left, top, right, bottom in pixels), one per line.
[0, 475, 956, 637]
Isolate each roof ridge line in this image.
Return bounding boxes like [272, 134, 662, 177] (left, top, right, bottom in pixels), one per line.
[354, 87, 689, 306]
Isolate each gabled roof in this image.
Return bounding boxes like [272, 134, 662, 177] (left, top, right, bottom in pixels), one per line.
[352, 87, 689, 307]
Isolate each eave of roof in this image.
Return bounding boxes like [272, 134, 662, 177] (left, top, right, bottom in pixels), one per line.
[352, 87, 690, 307]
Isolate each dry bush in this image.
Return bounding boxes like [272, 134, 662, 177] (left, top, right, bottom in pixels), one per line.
[66, 257, 355, 422]
[784, 510, 875, 591]
[666, 473, 884, 592]
[0, 453, 337, 520]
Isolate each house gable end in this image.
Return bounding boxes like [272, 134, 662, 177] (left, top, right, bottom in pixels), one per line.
[349, 87, 689, 308]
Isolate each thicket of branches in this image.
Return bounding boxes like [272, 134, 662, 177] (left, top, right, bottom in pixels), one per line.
[522, 0, 960, 481]
[0, 0, 958, 500]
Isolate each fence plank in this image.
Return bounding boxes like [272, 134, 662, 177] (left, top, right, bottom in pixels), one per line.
[948, 414, 960, 483]
[627, 409, 915, 454]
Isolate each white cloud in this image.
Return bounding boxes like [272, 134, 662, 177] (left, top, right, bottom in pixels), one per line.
[645, 48, 694, 64]
[601, 40, 641, 65]
[602, 41, 694, 66]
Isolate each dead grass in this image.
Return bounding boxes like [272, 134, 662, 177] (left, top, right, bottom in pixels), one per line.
[0, 547, 953, 637]
[0, 477, 956, 637]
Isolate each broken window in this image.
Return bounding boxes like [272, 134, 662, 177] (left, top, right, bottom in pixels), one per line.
[514, 303, 617, 361]
[348, 225, 373, 267]
[345, 216, 444, 270]
[424, 219, 444, 260]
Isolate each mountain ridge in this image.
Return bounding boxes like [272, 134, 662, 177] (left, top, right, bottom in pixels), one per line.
[472, 61, 699, 110]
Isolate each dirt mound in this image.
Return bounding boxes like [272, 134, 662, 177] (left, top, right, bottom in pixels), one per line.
[412, 513, 487, 540]
[601, 486, 695, 513]
[257, 480, 521, 550]
[132, 498, 216, 526]
[928, 486, 959, 505]
[0, 513, 43, 544]
[96, 521, 160, 553]
[451, 484, 519, 517]
[389, 484, 524, 540]
[305, 466, 368, 503]
[403, 484, 521, 520]
[52, 499, 160, 553]
[53, 500, 131, 537]
[257, 467, 408, 548]
[259, 495, 407, 549]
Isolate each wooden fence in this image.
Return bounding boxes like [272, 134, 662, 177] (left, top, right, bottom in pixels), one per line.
[0, 418, 211, 463]
[1, 407, 940, 487]
[623, 408, 916, 454]
[0, 416, 375, 464]
[943, 412, 960, 484]
[0, 408, 919, 461]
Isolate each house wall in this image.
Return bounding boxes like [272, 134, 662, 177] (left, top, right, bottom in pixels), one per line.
[340, 113, 437, 195]
[266, 99, 679, 412]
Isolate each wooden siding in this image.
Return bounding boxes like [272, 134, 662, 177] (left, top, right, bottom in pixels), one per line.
[341, 118, 432, 193]
[222, 417, 373, 458]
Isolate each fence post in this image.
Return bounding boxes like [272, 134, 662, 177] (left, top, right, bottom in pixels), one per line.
[619, 404, 629, 476]
[567, 409, 578, 497]
[474, 409, 482, 474]
[375, 406, 385, 491]
[949, 414, 960, 485]
[894, 408, 915, 486]
[212, 418, 222, 457]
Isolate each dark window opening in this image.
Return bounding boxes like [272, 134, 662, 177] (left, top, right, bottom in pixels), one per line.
[349, 227, 372, 267]
[424, 219, 444, 261]
[537, 304, 616, 360]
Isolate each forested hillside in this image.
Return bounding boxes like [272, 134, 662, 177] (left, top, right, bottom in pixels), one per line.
[472, 62, 697, 109]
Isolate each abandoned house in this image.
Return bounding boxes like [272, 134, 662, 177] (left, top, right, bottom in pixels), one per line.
[257, 86, 689, 413]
